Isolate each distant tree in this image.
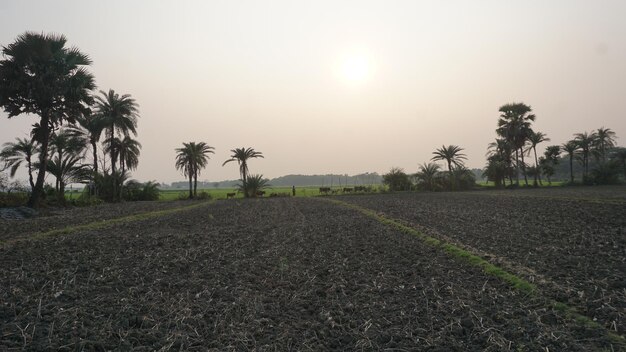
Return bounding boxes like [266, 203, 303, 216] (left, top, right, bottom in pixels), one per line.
[540, 145, 561, 185]
[487, 138, 515, 186]
[95, 89, 140, 175]
[573, 132, 596, 178]
[222, 147, 264, 197]
[383, 167, 412, 191]
[431, 145, 467, 190]
[611, 147, 626, 179]
[0, 138, 38, 192]
[69, 113, 107, 175]
[496, 103, 535, 186]
[562, 141, 579, 183]
[0, 32, 95, 207]
[594, 127, 617, 162]
[525, 131, 549, 186]
[175, 142, 215, 198]
[415, 162, 441, 191]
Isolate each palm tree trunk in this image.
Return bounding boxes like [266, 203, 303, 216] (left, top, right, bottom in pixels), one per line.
[520, 148, 528, 186]
[26, 155, 35, 192]
[193, 170, 198, 198]
[569, 155, 574, 183]
[447, 160, 453, 191]
[28, 113, 50, 208]
[92, 140, 98, 174]
[188, 172, 193, 199]
[533, 146, 542, 186]
[514, 149, 520, 186]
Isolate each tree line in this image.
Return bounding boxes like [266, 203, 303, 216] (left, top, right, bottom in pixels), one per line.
[0, 32, 145, 207]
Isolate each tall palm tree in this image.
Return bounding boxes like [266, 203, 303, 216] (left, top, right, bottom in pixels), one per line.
[0, 32, 95, 207]
[573, 132, 596, 178]
[562, 141, 579, 183]
[0, 138, 38, 192]
[222, 147, 264, 196]
[415, 162, 441, 191]
[487, 138, 515, 186]
[594, 127, 617, 162]
[525, 131, 549, 186]
[94, 89, 139, 174]
[175, 142, 215, 198]
[496, 103, 536, 186]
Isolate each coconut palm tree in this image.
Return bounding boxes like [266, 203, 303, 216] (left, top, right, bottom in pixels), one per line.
[431, 145, 467, 190]
[222, 147, 264, 196]
[496, 103, 536, 186]
[594, 127, 617, 162]
[94, 89, 140, 174]
[175, 142, 215, 198]
[562, 141, 579, 183]
[68, 113, 107, 174]
[0, 138, 38, 192]
[573, 132, 596, 178]
[415, 162, 441, 191]
[525, 131, 549, 186]
[0, 32, 95, 207]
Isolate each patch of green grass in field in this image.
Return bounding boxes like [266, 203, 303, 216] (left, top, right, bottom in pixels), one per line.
[550, 301, 625, 346]
[0, 200, 213, 247]
[158, 185, 376, 200]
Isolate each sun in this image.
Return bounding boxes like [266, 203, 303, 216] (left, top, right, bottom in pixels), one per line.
[336, 52, 373, 86]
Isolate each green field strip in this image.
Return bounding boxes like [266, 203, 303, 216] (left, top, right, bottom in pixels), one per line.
[325, 198, 626, 346]
[0, 200, 214, 247]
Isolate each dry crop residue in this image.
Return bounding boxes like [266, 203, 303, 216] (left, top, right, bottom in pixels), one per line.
[0, 197, 617, 350]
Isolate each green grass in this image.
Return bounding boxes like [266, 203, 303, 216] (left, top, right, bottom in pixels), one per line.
[157, 186, 377, 200]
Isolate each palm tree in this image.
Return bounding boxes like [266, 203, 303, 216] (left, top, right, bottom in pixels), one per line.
[49, 129, 87, 192]
[46, 154, 91, 203]
[0, 138, 38, 192]
[69, 113, 107, 174]
[496, 103, 536, 186]
[238, 174, 270, 198]
[525, 131, 549, 186]
[0, 32, 95, 207]
[94, 89, 140, 174]
[573, 132, 596, 178]
[222, 147, 264, 196]
[175, 142, 215, 198]
[594, 127, 617, 162]
[562, 141, 579, 183]
[415, 162, 441, 191]
[487, 138, 514, 186]
[117, 136, 142, 174]
[431, 145, 467, 190]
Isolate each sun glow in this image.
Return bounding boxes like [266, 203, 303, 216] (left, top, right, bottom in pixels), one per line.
[336, 51, 373, 86]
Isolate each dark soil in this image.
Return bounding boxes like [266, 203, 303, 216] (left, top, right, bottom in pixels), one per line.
[0, 198, 617, 350]
[341, 187, 626, 336]
[0, 200, 193, 243]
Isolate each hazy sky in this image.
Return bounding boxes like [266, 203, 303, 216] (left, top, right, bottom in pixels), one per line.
[1, 0, 625, 184]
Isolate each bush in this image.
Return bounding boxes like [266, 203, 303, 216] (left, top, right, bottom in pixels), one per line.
[123, 180, 160, 201]
[383, 167, 412, 191]
[586, 161, 621, 185]
[197, 191, 212, 200]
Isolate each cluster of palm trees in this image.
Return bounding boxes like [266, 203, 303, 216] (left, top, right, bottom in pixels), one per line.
[175, 146, 265, 198]
[0, 32, 142, 206]
[384, 144, 474, 192]
[560, 128, 622, 183]
[484, 102, 622, 186]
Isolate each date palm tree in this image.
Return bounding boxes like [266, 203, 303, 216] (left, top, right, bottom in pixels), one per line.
[573, 132, 596, 178]
[117, 136, 142, 174]
[594, 127, 617, 162]
[525, 131, 549, 186]
[431, 145, 466, 190]
[562, 141, 579, 183]
[95, 89, 139, 175]
[415, 162, 441, 191]
[175, 142, 215, 198]
[0, 138, 38, 192]
[222, 147, 264, 196]
[69, 113, 107, 174]
[0, 32, 95, 207]
[49, 129, 87, 192]
[46, 154, 91, 203]
[496, 103, 535, 186]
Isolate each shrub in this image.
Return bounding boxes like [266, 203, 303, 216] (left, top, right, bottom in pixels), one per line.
[197, 191, 211, 200]
[238, 174, 270, 197]
[123, 180, 160, 201]
[383, 167, 412, 191]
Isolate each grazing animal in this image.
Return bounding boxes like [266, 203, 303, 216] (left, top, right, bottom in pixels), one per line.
[256, 191, 265, 197]
[319, 187, 331, 195]
[226, 192, 236, 199]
